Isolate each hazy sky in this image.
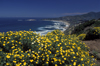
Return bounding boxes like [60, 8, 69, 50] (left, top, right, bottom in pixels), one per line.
[0, 0, 100, 17]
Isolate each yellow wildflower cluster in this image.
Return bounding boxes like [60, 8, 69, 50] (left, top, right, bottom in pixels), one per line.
[94, 27, 100, 34]
[0, 29, 96, 66]
[77, 34, 86, 40]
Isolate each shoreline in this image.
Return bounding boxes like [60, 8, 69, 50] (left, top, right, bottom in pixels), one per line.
[33, 20, 70, 36]
[44, 20, 70, 32]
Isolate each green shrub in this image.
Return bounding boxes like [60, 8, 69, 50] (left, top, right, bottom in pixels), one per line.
[91, 21, 100, 27]
[84, 27, 100, 40]
[0, 30, 97, 66]
[71, 19, 96, 35]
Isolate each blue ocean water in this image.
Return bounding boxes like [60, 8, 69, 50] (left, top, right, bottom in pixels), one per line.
[0, 17, 67, 35]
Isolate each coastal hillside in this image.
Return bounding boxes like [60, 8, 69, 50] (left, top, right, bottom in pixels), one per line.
[64, 19, 100, 36]
[42, 11, 100, 26]
[63, 19, 100, 66]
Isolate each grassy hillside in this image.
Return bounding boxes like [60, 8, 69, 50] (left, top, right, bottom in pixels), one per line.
[64, 19, 100, 36]
[63, 19, 100, 66]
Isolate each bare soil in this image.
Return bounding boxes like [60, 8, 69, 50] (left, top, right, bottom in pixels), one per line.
[82, 39, 100, 66]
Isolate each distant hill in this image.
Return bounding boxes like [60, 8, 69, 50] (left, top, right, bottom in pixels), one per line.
[64, 19, 100, 36]
[42, 11, 100, 25]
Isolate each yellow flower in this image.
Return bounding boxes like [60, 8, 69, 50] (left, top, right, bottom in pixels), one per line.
[75, 60, 77, 62]
[91, 55, 94, 58]
[60, 62, 62, 64]
[15, 51, 18, 54]
[60, 52, 63, 55]
[28, 53, 30, 56]
[19, 56, 22, 59]
[2, 37, 4, 38]
[64, 58, 66, 60]
[21, 51, 23, 53]
[21, 60, 24, 62]
[0, 49, 2, 51]
[76, 52, 79, 56]
[81, 54, 85, 57]
[72, 46, 75, 49]
[11, 46, 15, 49]
[42, 58, 45, 60]
[77, 47, 81, 50]
[72, 52, 75, 54]
[71, 60, 73, 62]
[82, 64, 84, 66]
[70, 48, 73, 51]
[19, 42, 22, 44]
[48, 50, 51, 54]
[62, 61, 64, 63]
[55, 64, 57, 66]
[12, 43, 14, 45]
[65, 53, 67, 56]
[6, 63, 10, 65]
[87, 61, 89, 63]
[73, 56, 76, 58]
[63, 50, 65, 53]
[30, 59, 33, 62]
[3, 41, 6, 43]
[16, 63, 21, 66]
[36, 61, 38, 64]
[13, 60, 17, 63]
[16, 41, 18, 42]
[23, 62, 26, 65]
[81, 58, 83, 61]
[46, 62, 48, 64]
[73, 62, 76, 66]
[56, 50, 59, 53]
[11, 40, 14, 43]
[9, 37, 11, 39]
[45, 52, 47, 54]
[54, 58, 57, 62]
[3, 44, 5, 46]
[6, 55, 10, 58]
[46, 55, 49, 57]
[57, 44, 60, 46]
[62, 55, 64, 58]
[51, 61, 53, 63]
[27, 37, 29, 39]
[68, 54, 70, 57]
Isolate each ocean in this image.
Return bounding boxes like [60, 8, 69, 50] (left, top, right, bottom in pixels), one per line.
[0, 17, 68, 36]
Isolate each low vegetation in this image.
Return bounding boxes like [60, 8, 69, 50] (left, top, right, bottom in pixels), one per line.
[0, 29, 97, 66]
[0, 18, 100, 66]
[64, 19, 100, 66]
[64, 19, 100, 39]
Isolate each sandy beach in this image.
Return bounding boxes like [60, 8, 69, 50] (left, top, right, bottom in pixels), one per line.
[33, 20, 70, 36]
[46, 20, 70, 32]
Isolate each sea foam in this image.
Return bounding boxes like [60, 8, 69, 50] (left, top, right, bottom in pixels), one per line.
[34, 20, 68, 36]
